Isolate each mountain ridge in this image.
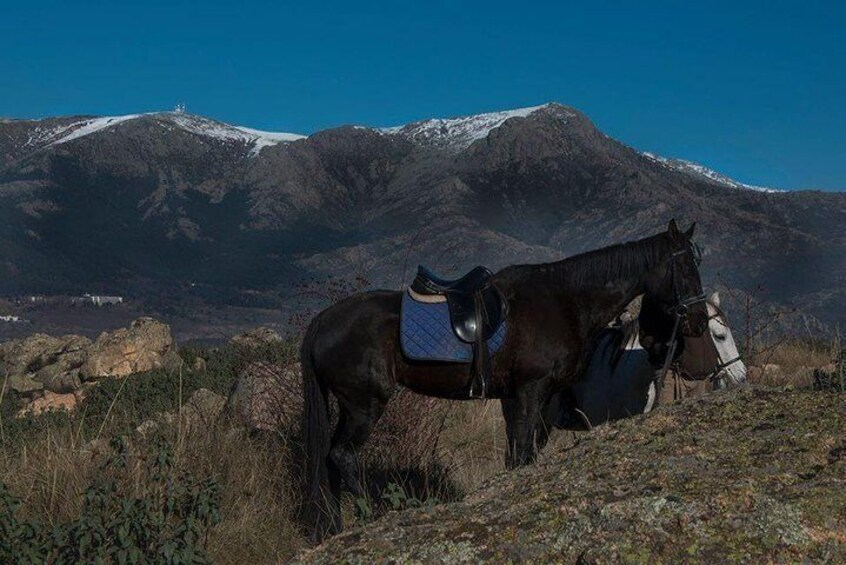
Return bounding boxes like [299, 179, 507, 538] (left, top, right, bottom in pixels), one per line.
[3, 103, 800, 193]
[1, 103, 843, 335]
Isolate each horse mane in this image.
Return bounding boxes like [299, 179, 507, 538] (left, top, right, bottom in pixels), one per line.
[531, 232, 671, 290]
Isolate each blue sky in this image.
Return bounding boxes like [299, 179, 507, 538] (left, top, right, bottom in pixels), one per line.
[2, 0, 844, 190]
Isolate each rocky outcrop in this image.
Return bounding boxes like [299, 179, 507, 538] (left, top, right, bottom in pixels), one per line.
[0, 334, 91, 393]
[297, 387, 846, 563]
[1, 318, 179, 416]
[80, 317, 177, 379]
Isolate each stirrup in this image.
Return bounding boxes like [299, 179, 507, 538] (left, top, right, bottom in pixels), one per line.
[468, 373, 487, 399]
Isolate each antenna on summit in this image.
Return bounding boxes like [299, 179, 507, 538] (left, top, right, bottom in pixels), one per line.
[174, 103, 187, 114]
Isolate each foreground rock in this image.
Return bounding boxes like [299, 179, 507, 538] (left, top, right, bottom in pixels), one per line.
[297, 387, 846, 563]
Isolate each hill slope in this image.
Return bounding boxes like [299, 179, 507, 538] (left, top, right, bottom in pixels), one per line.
[1, 105, 844, 330]
[297, 387, 846, 563]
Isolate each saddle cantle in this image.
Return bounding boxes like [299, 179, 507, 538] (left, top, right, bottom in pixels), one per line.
[402, 265, 508, 398]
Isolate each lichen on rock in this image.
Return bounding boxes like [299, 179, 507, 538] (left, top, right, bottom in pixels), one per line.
[296, 387, 846, 563]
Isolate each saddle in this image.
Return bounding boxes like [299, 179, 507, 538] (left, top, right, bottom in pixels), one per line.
[409, 265, 507, 397]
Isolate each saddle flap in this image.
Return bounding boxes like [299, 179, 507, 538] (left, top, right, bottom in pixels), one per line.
[400, 291, 508, 364]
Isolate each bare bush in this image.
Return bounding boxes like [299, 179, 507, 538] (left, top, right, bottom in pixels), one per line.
[365, 390, 451, 471]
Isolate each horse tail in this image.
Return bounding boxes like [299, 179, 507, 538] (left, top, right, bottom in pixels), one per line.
[300, 314, 335, 538]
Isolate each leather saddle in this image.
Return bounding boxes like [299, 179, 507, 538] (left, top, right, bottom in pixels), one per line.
[410, 265, 507, 397]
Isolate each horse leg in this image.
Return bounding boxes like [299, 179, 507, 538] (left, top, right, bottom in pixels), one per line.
[328, 394, 388, 501]
[500, 397, 519, 469]
[507, 379, 555, 467]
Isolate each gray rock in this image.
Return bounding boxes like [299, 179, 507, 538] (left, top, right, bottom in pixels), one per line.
[181, 388, 226, 431]
[5, 373, 44, 395]
[226, 361, 301, 432]
[80, 317, 175, 379]
[231, 327, 283, 348]
[34, 365, 82, 393]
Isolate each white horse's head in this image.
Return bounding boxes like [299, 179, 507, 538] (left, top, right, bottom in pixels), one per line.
[707, 292, 746, 388]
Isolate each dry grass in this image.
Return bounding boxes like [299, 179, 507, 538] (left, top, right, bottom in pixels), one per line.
[0, 417, 307, 563]
[0, 375, 512, 563]
[746, 337, 840, 388]
[5, 329, 840, 562]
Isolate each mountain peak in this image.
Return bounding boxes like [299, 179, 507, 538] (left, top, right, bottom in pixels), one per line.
[379, 103, 572, 151]
[21, 112, 305, 157]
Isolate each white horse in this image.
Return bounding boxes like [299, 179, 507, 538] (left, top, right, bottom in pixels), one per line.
[545, 292, 746, 430]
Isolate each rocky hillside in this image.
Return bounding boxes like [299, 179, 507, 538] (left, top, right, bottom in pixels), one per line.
[0, 317, 181, 414]
[1, 105, 844, 328]
[297, 387, 846, 563]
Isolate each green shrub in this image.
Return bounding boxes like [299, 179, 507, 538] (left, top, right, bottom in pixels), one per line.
[0, 436, 221, 564]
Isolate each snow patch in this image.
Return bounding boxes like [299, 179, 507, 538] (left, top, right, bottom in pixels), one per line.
[380, 104, 559, 151]
[41, 112, 304, 156]
[642, 152, 783, 193]
[50, 115, 142, 145]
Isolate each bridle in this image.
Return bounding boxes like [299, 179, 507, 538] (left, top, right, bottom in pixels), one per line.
[666, 240, 707, 320]
[655, 239, 709, 388]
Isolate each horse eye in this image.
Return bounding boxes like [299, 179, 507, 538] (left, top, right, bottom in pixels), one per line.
[714, 333, 727, 341]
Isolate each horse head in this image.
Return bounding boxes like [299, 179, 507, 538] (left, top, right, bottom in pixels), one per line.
[694, 292, 747, 388]
[643, 219, 709, 340]
[640, 289, 746, 389]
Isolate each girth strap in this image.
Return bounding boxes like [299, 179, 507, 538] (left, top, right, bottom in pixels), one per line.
[469, 291, 491, 399]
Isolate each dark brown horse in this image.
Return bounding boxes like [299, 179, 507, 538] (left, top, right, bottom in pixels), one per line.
[301, 220, 707, 538]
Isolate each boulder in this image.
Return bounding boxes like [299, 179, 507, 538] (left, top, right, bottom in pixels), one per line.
[80, 317, 175, 379]
[192, 356, 207, 373]
[181, 388, 226, 431]
[231, 327, 283, 348]
[17, 390, 80, 417]
[226, 361, 302, 432]
[0, 333, 90, 380]
[34, 364, 83, 393]
[161, 350, 184, 373]
[4, 374, 44, 395]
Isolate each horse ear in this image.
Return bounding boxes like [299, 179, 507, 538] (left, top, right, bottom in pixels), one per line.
[710, 291, 720, 307]
[685, 222, 696, 238]
[668, 219, 680, 239]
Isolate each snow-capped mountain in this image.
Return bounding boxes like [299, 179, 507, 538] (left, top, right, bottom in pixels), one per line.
[6, 111, 305, 160]
[3, 105, 781, 194]
[1, 102, 843, 333]
[379, 103, 565, 151]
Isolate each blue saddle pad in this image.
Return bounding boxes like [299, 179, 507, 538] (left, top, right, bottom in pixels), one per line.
[400, 291, 507, 363]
